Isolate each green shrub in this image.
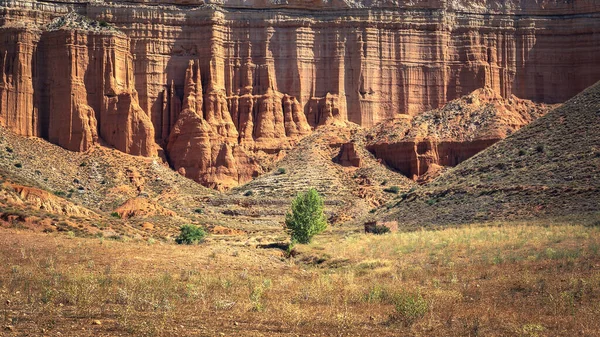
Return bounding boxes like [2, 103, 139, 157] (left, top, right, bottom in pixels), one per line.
[244, 190, 254, 197]
[194, 208, 204, 214]
[426, 198, 438, 206]
[285, 188, 327, 244]
[14, 163, 22, 168]
[79, 162, 87, 167]
[381, 179, 388, 186]
[110, 212, 121, 218]
[5, 147, 13, 153]
[54, 191, 66, 197]
[383, 186, 400, 194]
[175, 224, 207, 245]
[277, 167, 287, 175]
[392, 291, 428, 326]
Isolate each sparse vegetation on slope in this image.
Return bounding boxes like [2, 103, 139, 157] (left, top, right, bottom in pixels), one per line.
[379, 80, 600, 226]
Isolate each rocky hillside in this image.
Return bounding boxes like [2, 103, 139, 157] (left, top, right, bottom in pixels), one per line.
[377, 80, 600, 227]
[0, 0, 598, 188]
[366, 87, 553, 181]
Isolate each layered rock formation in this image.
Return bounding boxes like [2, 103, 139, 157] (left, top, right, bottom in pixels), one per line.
[366, 87, 552, 180]
[0, 13, 156, 156]
[45, 26, 156, 156]
[0, 0, 598, 188]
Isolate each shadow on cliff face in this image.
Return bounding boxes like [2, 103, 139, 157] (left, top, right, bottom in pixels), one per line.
[514, 25, 600, 104]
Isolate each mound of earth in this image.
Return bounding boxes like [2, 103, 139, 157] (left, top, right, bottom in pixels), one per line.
[377, 81, 600, 227]
[114, 197, 178, 219]
[220, 123, 415, 228]
[366, 87, 553, 181]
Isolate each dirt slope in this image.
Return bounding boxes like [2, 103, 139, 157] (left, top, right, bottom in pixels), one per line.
[377, 81, 600, 227]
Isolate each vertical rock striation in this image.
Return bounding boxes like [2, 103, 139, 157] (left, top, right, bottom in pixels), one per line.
[0, 0, 599, 188]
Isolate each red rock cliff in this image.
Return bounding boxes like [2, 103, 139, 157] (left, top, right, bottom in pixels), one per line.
[0, 0, 598, 188]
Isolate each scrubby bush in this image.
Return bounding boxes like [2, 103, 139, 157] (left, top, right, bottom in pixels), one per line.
[536, 144, 545, 153]
[383, 186, 400, 194]
[285, 188, 327, 244]
[426, 198, 438, 206]
[175, 224, 207, 245]
[244, 190, 254, 196]
[392, 291, 428, 326]
[110, 212, 121, 218]
[277, 167, 287, 175]
[194, 208, 204, 214]
[371, 225, 391, 235]
[14, 163, 22, 168]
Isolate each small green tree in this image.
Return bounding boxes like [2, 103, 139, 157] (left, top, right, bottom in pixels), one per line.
[175, 224, 207, 245]
[285, 188, 327, 244]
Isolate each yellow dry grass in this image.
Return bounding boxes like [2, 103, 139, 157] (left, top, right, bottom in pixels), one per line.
[1, 221, 600, 336]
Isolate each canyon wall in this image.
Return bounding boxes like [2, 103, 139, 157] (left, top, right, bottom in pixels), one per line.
[0, 0, 598, 187]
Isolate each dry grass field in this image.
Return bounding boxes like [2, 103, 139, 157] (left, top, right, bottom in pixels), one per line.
[2, 219, 600, 336]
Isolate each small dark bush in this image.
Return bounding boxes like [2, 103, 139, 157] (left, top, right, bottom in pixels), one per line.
[383, 186, 400, 194]
[54, 191, 66, 197]
[426, 198, 438, 206]
[14, 163, 22, 168]
[175, 224, 207, 245]
[277, 167, 287, 175]
[381, 179, 388, 186]
[244, 190, 254, 196]
[110, 212, 121, 219]
[99, 21, 109, 27]
[5, 147, 13, 153]
[194, 208, 204, 214]
[369, 208, 377, 214]
[371, 225, 391, 234]
[518, 149, 526, 156]
[536, 144, 545, 153]
[79, 162, 87, 167]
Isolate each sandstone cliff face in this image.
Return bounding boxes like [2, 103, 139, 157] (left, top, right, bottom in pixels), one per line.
[44, 22, 156, 156]
[0, 13, 156, 156]
[0, 0, 598, 188]
[366, 87, 553, 181]
[0, 26, 40, 137]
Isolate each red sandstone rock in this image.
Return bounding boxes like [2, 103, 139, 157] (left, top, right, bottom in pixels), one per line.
[0, 27, 40, 137]
[114, 197, 177, 219]
[337, 143, 361, 167]
[366, 87, 553, 180]
[0, 2, 598, 188]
